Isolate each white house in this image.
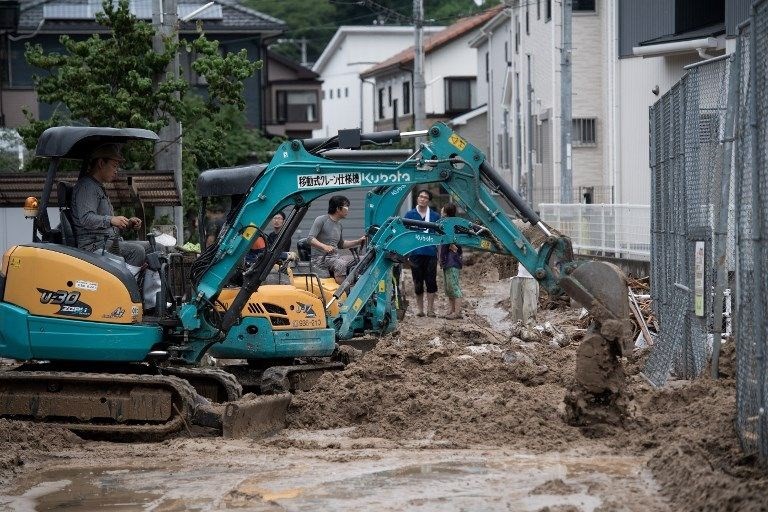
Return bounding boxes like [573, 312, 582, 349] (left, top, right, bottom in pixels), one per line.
[611, 0, 744, 205]
[495, 0, 611, 206]
[312, 25, 443, 137]
[359, 6, 504, 139]
[467, 7, 512, 173]
[481, 0, 742, 206]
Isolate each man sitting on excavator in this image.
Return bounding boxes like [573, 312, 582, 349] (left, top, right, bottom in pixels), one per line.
[71, 143, 150, 267]
[307, 195, 366, 285]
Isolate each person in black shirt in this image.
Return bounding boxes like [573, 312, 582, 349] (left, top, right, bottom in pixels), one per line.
[266, 211, 291, 253]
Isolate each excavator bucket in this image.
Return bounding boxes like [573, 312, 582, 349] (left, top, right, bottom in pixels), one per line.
[558, 261, 634, 356]
[221, 393, 292, 439]
[559, 261, 637, 424]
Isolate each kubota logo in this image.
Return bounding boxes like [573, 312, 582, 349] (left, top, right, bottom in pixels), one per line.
[361, 171, 411, 185]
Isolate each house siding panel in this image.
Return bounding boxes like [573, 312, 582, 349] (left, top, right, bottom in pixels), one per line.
[616, 53, 698, 204]
[221, 36, 263, 128]
[572, 8, 604, 190]
[314, 28, 443, 137]
[618, 0, 675, 57]
[726, 0, 752, 36]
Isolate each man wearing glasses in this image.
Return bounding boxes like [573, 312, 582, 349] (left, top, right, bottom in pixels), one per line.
[308, 195, 366, 285]
[404, 188, 441, 317]
[71, 143, 149, 267]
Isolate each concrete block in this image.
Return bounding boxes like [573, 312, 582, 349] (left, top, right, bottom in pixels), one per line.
[510, 276, 539, 324]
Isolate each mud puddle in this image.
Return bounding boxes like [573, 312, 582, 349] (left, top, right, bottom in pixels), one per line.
[0, 429, 665, 512]
[0, 467, 161, 511]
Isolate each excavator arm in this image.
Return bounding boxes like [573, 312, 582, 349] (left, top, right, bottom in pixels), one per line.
[183, 125, 565, 331]
[330, 215, 501, 339]
[181, 124, 631, 376]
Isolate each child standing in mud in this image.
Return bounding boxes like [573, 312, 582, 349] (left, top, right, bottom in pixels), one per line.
[439, 203, 463, 319]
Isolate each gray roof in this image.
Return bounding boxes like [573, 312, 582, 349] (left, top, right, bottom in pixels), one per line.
[19, 0, 285, 34]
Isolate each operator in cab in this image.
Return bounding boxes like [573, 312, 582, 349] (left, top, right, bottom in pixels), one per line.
[308, 195, 366, 285]
[71, 143, 150, 268]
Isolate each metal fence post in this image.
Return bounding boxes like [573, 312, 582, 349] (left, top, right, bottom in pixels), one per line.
[748, 0, 767, 463]
[711, 51, 740, 378]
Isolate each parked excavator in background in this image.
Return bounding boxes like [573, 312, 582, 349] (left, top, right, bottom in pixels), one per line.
[0, 123, 633, 439]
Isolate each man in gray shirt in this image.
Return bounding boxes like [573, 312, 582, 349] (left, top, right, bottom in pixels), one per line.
[71, 143, 150, 267]
[308, 195, 366, 284]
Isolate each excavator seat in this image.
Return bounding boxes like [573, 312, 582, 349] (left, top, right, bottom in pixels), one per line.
[296, 237, 312, 262]
[295, 238, 327, 277]
[57, 181, 78, 247]
[294, 238, 359, 279]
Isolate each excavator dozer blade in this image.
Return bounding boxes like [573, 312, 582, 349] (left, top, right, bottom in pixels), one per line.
[559, 261, 634, 356]
[221, 393, 292, 439]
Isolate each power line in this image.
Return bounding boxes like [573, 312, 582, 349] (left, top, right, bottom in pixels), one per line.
[357, 0, 411, 24]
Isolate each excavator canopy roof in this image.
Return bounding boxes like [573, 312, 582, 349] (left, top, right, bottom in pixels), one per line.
[197, 164, 268, 198]
[35, 126, 159, 159]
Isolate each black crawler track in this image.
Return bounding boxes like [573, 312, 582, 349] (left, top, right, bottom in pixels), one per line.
[0, 371, 199, 438]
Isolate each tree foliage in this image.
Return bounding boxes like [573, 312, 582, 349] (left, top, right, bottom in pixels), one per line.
[19, 0, 279, 214]
[244, 0, 500, 63]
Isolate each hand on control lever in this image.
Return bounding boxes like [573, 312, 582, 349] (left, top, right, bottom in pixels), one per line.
[109, 216, 142, 230]
[110, 215, 131, 229]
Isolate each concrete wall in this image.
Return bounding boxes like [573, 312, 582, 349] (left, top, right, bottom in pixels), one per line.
[1, 208, 56, 254]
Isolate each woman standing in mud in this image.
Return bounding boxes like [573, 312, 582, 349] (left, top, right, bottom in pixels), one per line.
[439, 203, 463, 319]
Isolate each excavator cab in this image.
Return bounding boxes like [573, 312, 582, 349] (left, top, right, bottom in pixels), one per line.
[0, 127, 165, 362]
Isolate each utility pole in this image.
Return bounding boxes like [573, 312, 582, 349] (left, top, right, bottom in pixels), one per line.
[515, 72, 522, 192]
[274, 38, 309, 67]
[560, 0, 573, 204]
[526, 54, 534, 208]
[153, 0, 184, 243]
[413, 0, 425, 148]
[300, 37, 308, 67]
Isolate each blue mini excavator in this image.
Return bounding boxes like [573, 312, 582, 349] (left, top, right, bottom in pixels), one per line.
[0, 124, 633, 437]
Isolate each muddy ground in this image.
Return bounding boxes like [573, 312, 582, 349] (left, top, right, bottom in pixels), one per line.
[0, 255, 766, 511]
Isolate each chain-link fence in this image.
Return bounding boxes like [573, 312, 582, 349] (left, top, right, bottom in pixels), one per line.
[646, 0, 768, 465]
[645, 55, 733, 386]
[733, 1, 768, 465]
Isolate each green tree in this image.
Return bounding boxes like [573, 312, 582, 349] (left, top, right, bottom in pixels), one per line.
[19, 0, 278, 212]
[244, 0, 337, 64]
[245, 0, 500, 64]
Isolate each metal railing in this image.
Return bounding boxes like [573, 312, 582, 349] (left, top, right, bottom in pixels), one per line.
[539, 203, 650, 260]
[531, 185, 614, 205]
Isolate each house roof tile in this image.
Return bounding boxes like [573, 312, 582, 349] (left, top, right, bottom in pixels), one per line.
[360, 5, 505, 78]
[18, 0, 285, 34]
[268, 50, 319, 80]
[0, 171, 180, 207]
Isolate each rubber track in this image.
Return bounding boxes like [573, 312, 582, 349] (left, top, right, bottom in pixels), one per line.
[260, 362, 344, 393]
[0, 371, 198, 437]
[160, 366, 243, 402]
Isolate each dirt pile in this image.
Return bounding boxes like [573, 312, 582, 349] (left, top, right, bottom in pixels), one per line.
[288, 314, 591, 451]
[623, 343, 768, 512]
[290, 253, 768, 511]
[0, 419, 83, 483]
